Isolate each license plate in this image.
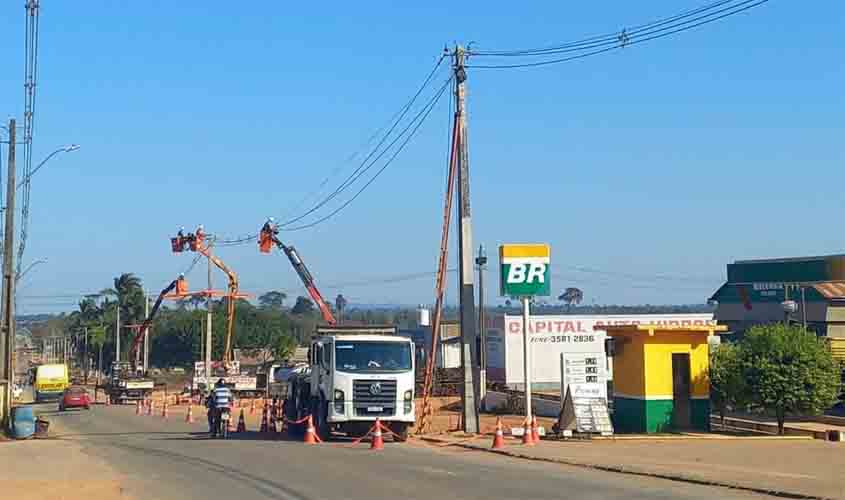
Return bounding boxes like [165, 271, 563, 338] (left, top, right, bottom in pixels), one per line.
[367, 406, 384, 412]
[221, 414, 230, 421]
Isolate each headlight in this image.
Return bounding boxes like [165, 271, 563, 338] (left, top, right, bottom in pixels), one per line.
[404, 390, 413, 414]
[333, 389, 344, 415]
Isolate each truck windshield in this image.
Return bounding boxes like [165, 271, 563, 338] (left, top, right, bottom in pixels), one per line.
[335, 341, 412, 373]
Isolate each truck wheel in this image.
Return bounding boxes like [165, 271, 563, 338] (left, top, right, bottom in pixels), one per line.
[390, 423, 409, 442]
[314, 399, 330, 442]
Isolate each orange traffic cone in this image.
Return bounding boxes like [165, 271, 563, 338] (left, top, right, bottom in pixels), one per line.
[135, 400, 142, 415]
[304, 415, 317, 444]
[237, 409, 247, 433]
[370, 418, 385, 450]
[492, 417, 505, 449]
[185, 405, 194, 423]
[149, 401, 156, 417]
[161, 401, 169, 419]
[227, 411, 235, 433]
[522, 417, 534, 446]
[260, 407, 269, 433]
[250, 398, 256, 415]
[531, 415, 540, 443]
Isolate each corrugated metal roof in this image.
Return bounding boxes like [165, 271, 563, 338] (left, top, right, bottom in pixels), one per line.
[813, 282, 845, 299]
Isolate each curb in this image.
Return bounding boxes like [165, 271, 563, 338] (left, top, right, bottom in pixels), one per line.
[418, 436, 831, 500]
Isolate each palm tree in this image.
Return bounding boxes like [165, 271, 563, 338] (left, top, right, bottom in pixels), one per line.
[558, 287, 584, 311]
[102, 273, 144, 361]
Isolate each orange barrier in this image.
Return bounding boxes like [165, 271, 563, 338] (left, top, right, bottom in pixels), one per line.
[492, 417, 505, 449]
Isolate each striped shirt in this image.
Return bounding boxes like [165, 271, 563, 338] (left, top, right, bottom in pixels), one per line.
[211, 386, 232, 409]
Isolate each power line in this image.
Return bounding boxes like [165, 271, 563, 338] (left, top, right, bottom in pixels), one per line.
[284, 76, 453, 232]
[466, 0, 770, 69]
[279, 54, 448, 224]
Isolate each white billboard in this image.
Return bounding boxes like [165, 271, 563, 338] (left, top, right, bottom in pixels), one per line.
[487, 313, 715, 388]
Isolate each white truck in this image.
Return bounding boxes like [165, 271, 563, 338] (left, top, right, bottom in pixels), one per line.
[284, 325, 416, 441]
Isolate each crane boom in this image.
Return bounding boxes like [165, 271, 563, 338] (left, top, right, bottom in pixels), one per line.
[269, 235, 336, 325]
[128, 278, 179, 367]
[195, 245, 239, 364]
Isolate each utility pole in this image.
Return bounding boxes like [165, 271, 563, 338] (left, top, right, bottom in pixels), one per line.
[454, 45, 480, 433]
[115, 302, 121, 363]
[206, 250, 213, 381]
[1, 119, 18, 427]
[83, 327, 89, 384]
[143, 293, 150, 373]
[475, 244, 487, 409]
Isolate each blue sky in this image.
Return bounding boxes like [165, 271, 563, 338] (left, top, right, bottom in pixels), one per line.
[1, 1, 843, 314]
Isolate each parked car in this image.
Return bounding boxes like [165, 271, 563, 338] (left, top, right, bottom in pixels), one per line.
[59, 386, 91, 411]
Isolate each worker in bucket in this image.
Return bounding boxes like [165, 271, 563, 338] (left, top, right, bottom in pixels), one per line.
[261, 217, 279, 236]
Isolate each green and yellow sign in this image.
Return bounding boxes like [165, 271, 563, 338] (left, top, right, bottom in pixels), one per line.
[499, 244, 551, 297]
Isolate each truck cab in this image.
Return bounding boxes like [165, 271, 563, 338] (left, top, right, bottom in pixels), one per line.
[288, 326, 416, 441]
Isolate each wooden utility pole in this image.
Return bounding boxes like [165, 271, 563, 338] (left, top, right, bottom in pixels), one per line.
[1, 119, 17, 426]
[454, 45, 480, 433]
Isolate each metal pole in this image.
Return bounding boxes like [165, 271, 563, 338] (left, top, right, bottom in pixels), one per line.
[143, 292, 149, 372]
[801, 286, 807, 329]
[1, 119, 18, 425]
[477, 245, 487, 408]
[83, 327, 89, 384]
[522, 296, 532, 422]
[115, 303, 121, 363]
[454, 45, 479, 434]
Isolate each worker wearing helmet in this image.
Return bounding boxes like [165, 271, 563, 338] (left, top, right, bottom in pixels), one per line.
[206, 379, 232, 436]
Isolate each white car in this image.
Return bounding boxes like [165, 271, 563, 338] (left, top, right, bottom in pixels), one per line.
[12, 384, 23, 400]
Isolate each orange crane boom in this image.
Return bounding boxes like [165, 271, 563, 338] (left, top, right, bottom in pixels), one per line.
[127, 277, 182, 369]
[259, 224, 336, 325]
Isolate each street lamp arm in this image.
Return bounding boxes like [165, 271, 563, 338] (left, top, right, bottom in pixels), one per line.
[16, 144, 81, 189]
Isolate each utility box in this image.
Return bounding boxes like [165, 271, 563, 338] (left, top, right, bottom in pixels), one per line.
[601, 324, 727, 433]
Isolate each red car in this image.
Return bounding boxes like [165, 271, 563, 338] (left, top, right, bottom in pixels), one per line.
[59, 386, 91, 411]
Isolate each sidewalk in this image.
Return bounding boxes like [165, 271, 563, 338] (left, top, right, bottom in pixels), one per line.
[420, 433, 845, 499]
[0, 438, 126, 500]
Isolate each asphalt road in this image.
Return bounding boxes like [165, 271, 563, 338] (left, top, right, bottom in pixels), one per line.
[34, 401, 769, 500]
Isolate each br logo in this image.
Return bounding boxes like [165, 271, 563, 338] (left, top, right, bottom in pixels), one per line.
[499, 244, 551, 297]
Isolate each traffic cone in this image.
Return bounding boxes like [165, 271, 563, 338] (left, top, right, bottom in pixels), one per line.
[147, 400, 153, 416]
[521, 417, 534, 446]
[260, 407, 269, 433]
[370, 418, 384, 450]
[250, 398, 256, 415]
[135, 400, 142, 415]
[304, 415, 317, 444]
[491, 417, 505, 449]
[185, 405, 194, 423]
[237, 409, 246, 433]
[228, 411, 235, 433]
[161, 401, 169, 419]
[531, 415, 540, 443]
[105, 395, 111, 406]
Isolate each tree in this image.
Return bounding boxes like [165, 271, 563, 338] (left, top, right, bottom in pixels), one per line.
[291, 296, 315, 315]
[709, 343, 746, 426]
[741, 324, 840, 435]
[272, 334, 297, 362]
[558, 287, 584, 310]
[259, 291, 287, 310]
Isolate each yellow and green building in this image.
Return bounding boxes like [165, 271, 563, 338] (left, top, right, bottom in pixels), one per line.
[603, 324, 726, 433]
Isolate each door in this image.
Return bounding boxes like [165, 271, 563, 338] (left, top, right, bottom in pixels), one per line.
[671, 353, 691, 429]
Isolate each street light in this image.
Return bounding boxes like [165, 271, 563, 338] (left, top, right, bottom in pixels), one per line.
[16, 258, 47, 284]
[16, 144, 81, 189]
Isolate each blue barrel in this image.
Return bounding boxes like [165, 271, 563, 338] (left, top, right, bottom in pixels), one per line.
[11, 405, 36, 439]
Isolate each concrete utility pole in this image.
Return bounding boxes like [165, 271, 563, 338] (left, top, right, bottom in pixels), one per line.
[83, 327, 89, 384]
[476, 244, 487, 408]
[206, 251, 212, 380]
[454, 45, 480, 433]
[1, 119, 18, 426]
